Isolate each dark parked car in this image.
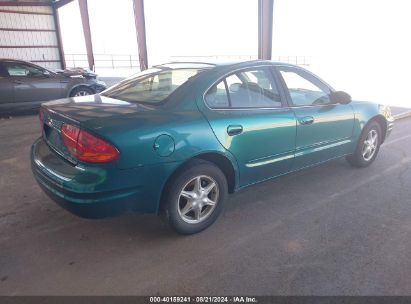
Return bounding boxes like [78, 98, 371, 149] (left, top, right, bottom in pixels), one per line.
[31, 61, 394, 234]
[0, 59, 106, 115]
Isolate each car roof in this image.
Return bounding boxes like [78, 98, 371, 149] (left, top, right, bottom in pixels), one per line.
[0, 58, 28, 63]
[153, 60, 300, 70]
[0, 58, 41, 67]
[0, 59, 300, 71]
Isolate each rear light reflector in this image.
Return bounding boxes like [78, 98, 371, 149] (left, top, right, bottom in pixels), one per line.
[61, 124, 119, 163]
[61, 124, 80, 156]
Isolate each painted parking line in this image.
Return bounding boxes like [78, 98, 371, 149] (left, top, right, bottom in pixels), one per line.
[383, 134, 411, 147]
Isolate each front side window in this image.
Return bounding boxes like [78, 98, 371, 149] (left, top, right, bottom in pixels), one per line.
[5, 63, 44, 77]
[102, 68, 205, 104]
[205, 68, 282, 109]
[278, 67, 331, 106]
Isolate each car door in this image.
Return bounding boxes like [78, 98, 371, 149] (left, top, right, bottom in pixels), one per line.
[3, 62, 63, 103]
[0, 63, 14, 106]
[201, 66, 297, 186]
[275, 65, 355, 170]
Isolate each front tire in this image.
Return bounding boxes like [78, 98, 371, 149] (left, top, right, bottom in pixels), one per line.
[162, 160, 228, 235]
[346, 121, 382, 167]
[69, 86, 94, 97]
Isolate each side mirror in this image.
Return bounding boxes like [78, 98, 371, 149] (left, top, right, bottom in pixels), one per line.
[42, 70, 51, 77]
[330, 91, 352, 104]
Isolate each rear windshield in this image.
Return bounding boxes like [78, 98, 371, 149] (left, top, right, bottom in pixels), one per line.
[101, 68, 205, 104]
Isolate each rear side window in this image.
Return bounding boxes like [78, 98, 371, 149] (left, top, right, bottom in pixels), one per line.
[205, 67, 282, 109]
[204, 80, 229, 108]
[102, 68, 204, 104]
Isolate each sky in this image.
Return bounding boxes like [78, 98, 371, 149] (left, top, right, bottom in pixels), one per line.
[58, 0, 411, 107]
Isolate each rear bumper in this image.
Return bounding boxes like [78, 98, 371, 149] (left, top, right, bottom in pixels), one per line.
[34, 178, 142, 218]
[31, 137, 162, 218]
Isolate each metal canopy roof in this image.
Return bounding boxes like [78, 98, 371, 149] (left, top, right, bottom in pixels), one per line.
[0, 0, 275, 71]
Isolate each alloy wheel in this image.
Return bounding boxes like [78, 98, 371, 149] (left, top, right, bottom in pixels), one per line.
[362, 129, 378, 161]
[74, 90, 90, 96]
[177, 175, 219, 224]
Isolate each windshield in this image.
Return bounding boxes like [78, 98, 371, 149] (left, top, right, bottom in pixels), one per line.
[101, 67, 206, 104]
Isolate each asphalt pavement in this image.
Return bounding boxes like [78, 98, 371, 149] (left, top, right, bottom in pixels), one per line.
[0, 115, 411, 295]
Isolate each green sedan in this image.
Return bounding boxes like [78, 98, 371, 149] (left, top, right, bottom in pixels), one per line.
[31, 61, 394, 234]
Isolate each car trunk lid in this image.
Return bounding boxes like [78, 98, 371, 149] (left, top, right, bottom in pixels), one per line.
[41, 108, 79, 165]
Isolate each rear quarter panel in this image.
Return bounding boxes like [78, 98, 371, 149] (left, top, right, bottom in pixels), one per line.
[84, 109, 230, 168]
[84, 89, 241, 183]
[83, 107, 240, 210]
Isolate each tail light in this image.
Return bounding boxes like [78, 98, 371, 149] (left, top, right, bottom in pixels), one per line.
[61, 123, 119, 163]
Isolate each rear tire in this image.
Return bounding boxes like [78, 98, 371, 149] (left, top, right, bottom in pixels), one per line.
[69, 87, 94, 97]
[346, 121, 382, 168]
[161, 160, 228, 235]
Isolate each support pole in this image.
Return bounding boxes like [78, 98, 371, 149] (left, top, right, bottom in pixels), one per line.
[52, 4, 66, 69]
[78, 0, 94, 70]
[132, 0, 148, 70]
[53, 0, 74, 9]
[258, 0, 274, 60]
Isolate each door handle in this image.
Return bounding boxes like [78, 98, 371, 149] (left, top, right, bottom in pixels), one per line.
[227, 125, 243, 136]
[11, 80, 23, 84]
[299, 116, 315, 125]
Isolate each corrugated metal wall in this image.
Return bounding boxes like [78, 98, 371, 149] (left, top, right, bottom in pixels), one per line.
[0, 4, 63, 70]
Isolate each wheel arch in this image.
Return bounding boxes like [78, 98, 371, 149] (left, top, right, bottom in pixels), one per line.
[367, 114, 388, 144]
[158, 151, 239, 213]
[68, 84, 95, 97]
[192, 152, 237, 193]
